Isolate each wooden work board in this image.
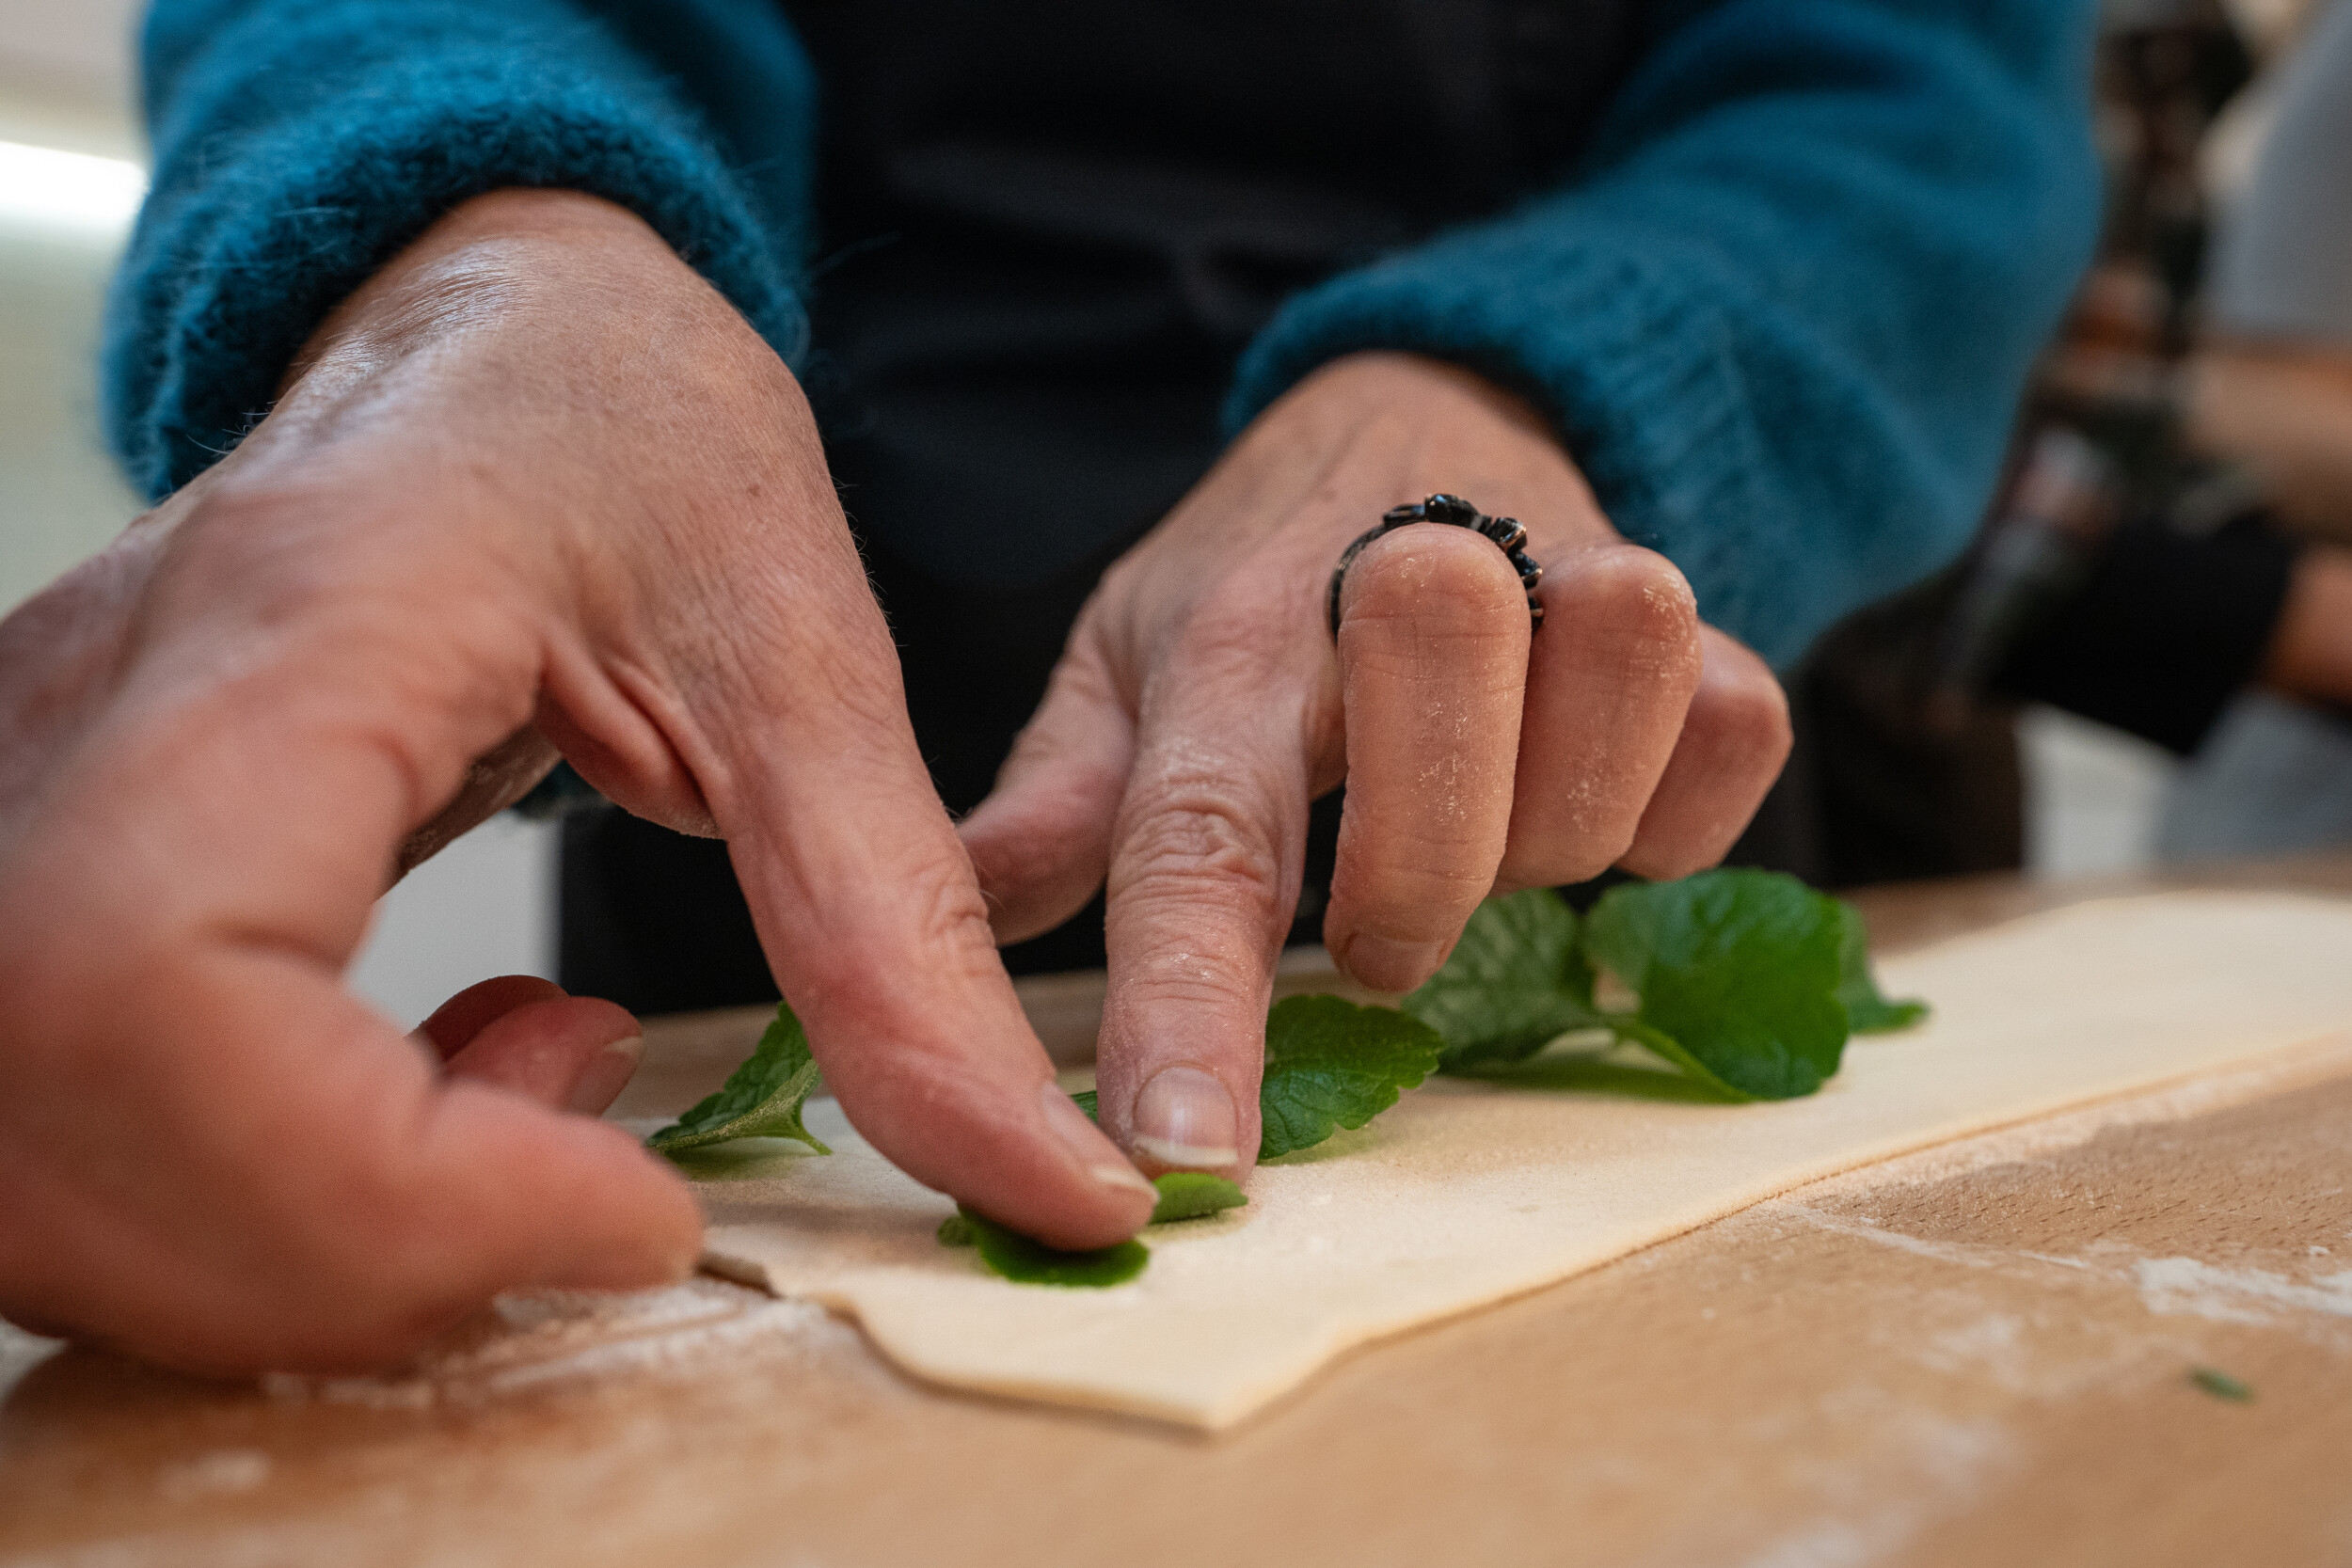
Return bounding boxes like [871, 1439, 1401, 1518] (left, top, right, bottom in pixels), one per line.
[6, 858, 2352, 1566]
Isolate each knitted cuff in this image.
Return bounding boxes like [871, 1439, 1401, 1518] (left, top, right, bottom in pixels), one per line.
[107, 8, 804, 500]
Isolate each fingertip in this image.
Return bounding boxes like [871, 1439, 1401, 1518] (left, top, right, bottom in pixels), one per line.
[853, 1074, 1153, 1252]
[441, 994, 645, 1113]
[787, 949, 1156, 1250]
[521, 1117, 707, 1289]
[1036, 1080, 1160, 1227]
[1328, 930, 1449, 995]
[1126, 1063, 1247, 1178]
[421, 1085, 706, 1293]
[1616, 627, 1790, 879]
[413, 974, 570, 1058]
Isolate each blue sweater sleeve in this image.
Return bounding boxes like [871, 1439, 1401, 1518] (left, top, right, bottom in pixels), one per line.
[106, 0, 816, 502]
[1227, 0, 2102, 669]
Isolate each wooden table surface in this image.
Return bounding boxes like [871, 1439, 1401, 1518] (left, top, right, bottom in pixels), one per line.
[8, 858, 2352, 1567]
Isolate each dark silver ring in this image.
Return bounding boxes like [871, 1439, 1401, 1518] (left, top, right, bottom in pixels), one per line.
[1327, 493, 1545, 640]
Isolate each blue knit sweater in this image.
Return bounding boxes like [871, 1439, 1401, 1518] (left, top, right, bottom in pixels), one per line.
[107, 0, 2099, 668]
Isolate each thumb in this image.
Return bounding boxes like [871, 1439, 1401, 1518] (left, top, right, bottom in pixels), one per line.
[959, 642, 1136, 945]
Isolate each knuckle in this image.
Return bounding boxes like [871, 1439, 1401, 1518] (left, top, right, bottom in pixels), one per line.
[1502, 770, 1641, 885]
[1350, 847, 1497, 918]
[1349, 526, 1525, 626]
[1119, 948, 1268, 1019]
[1507, 839, 1634, 891]
[1692, 666, 1794, 774]
[1171, 600, 1292, 683]
[1112, 783, 1288, 932]
[1556, 547, 1701, 665]
[798, 837, 1003, 1011]
[904, 841, 1004, 959]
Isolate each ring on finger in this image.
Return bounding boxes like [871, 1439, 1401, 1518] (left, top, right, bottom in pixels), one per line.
[1325, 493, 1545, 640]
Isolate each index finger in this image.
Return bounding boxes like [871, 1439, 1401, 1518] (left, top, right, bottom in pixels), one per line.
[644, 484, 1159, 1248]
[1092, 581, 1328, 1178]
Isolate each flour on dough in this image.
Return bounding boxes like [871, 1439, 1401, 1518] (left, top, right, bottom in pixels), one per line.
[696, 894, 2352, 1430]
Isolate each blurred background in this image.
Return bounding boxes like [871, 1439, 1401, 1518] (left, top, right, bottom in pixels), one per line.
[1, 0, 2344, 1023]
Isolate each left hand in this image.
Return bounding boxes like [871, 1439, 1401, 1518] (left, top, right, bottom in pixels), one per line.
[959, 352, 1791, 1177]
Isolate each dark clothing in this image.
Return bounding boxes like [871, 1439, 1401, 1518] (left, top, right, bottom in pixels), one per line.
[570, 3, 1635, 999]
[118, 0, 2101, 1010]
[1992, 515, 2297, 757]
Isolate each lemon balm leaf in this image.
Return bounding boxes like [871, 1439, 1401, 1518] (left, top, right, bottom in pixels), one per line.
[1071, 1002, 1440, 1164]
[949, 1206, 1150, 1287]
[1150, 1172, 1248, 1224]
[647, 1002, 832, 1156]
[1833, 902, 1930, 1034]
[1582, 870, 1849, 1100]
[1259, 995, 1444, 1160]
[934, 1176, 1236, 1281]
[1403, 888, 1602, 1068]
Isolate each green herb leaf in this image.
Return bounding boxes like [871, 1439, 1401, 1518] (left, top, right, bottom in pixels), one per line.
[646, 1002, 833, 1156]
[1833, 903, 1930, 1034]
[1582, 870, 1849, 1100]
[1259, 995, 1444, 1160]
[2189, 1366, 2254, 1402]
[933, 1175, 1237, 1277]
[1447, 1051, 1746, 1104]
[1402, 888, 1602, 1068]
[1151, 1172, 1248, 1224]
[947, 1206, 1150, 1287]
[1599, 1017, 1755, 1102]
[1071, 1088, 1098, 1121]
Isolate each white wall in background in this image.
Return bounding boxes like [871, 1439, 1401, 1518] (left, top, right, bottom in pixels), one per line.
[2017, 705, 2182, 879]
[348, 816, 562, 1030]
[0, 205, 143, 616]
[0, 0, 147, 617]
[1, 0, 141, 103]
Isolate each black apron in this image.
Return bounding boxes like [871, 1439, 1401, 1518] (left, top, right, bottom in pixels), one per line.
[562, 0, 1638, 1010]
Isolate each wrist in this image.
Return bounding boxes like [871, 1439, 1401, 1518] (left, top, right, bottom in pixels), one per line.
[1273, 351, 1555, 448]
[1271, 351, 1616, 553]
[283, 189, 701, 400]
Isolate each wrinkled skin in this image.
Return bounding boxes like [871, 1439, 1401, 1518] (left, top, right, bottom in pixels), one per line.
[0, 190, 1788, 1371]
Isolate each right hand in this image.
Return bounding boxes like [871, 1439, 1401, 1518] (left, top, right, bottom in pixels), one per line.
[2263, 544, 2352, 713]
[0, 189, 1152, 1374]
[2187, 342, 2352, 542]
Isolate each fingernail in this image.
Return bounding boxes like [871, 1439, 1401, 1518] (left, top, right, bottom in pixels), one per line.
[1343, 934, 1445, 993]
[565, 1035, 644, 1115]
[1039, 1082, 1157, 1199]
[1132, 1066, 1240, 1170]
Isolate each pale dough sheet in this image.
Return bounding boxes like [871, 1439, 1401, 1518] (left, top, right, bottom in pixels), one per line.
[695, 894, 2352, 1430]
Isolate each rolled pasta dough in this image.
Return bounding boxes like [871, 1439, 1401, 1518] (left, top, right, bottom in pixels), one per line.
[696, 894, 2352, 1430]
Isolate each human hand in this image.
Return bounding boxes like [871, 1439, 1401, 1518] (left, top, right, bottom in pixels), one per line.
[961, 354, 1790, 1176]
[2262, 543, 2352, 713]
[0, 190, 1151, 1372]
[2187, 343, 2352, 543]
